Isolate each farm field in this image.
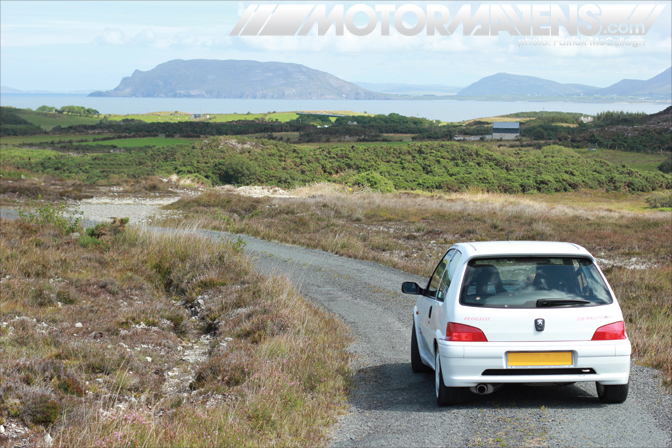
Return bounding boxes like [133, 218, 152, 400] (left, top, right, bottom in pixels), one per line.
[267, 112, 300, 122]
[13, 109, 101, 130]
[208, 113, 266, 122]
[460, 116, 536, 125]
[106, 112, 190, 123]
[103, 111, 337, 123]
[0, 134, 98, 144]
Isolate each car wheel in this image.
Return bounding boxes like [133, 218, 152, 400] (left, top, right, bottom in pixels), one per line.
[596, 382, 629, 403]
[435, 349, 467, 406]
[411, 322, 431, 373]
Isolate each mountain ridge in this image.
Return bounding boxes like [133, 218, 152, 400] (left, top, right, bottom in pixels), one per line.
[1, 86, 93, 94]
[456, 69, 671, 99]
[89, 59, 389, 100]
[456, 73, 598, 97]
[587, 67, 672, 97]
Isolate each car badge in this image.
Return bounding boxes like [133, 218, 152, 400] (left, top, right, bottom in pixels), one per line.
[535, 318, 545, 331]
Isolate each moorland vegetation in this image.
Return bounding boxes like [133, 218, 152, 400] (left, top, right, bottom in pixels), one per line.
[0, 202, 351, 446]
[1, 103, 671, 445]
[3, 138, 671, 193]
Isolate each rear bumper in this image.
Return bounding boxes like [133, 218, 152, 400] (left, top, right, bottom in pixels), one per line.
[437, 340, 631, 387]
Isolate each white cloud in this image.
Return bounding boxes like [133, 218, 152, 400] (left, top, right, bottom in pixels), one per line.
[94, 28, 162, 47]
[169, 32, 232, 50]
[131, 29, 157, 46]
[94, 28, 128, 46]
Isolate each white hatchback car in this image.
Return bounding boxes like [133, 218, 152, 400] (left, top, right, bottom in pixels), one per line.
[402, 241, 631, 406]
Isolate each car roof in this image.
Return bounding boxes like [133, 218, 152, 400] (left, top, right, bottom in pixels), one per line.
[451, 241, 592, 259]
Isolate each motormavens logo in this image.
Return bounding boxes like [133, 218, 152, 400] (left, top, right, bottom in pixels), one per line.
[230, 3, 665, 37]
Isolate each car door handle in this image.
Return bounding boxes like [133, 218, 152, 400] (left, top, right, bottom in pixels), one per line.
[428, 306, 433, 319]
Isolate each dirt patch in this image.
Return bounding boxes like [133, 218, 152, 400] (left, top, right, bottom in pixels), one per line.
[75, 196, 183, 225]
[216, 185, 296, 198]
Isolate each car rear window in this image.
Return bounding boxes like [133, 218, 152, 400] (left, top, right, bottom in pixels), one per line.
[459, 257, 613, 308]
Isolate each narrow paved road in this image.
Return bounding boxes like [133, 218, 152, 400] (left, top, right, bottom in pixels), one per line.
[2, 206, 670, 447]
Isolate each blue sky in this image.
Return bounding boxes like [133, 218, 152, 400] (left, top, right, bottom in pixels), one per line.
[1, 1, 670, 92]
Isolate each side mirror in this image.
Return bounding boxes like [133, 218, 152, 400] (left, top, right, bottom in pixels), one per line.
[401, 282, 422, 295]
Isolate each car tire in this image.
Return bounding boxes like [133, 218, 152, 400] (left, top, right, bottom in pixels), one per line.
[596, 382, 629, 403]
[435, 349, 467, 406]
[411, 322, 431, 373]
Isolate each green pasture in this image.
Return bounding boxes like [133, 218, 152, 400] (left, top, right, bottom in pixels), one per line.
[106, 114, 183, 123]
[0, 134, 98, 145]
[267, 112, 300, 122]
[97, 110, 365, 124]
[208, 113, 266, 122]
[13, 110, 101, 130]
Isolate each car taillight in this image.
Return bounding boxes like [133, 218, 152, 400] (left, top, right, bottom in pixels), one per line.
[591, 321, 626, 340]
[445, 323, 488, 342]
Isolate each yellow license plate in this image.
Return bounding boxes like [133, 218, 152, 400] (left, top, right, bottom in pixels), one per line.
[507, 352, 572, 367]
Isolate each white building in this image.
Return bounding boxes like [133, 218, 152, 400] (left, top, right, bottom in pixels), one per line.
[492, 122, 520, 139]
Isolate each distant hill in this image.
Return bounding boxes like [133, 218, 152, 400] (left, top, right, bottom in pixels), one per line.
[90, 59, 389, 100]
[456, 69, 671, 99]
[1, 86, 93, 94]
[456, 73, 597, 97]
[588, 67, 671, 98]
[354, 82, 462, 96]
[1, 86, 24, 93]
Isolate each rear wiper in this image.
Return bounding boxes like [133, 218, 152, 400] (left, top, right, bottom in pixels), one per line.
[536, 298, 591, 307]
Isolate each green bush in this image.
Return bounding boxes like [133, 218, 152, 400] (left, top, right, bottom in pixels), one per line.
[80, 218, 129, 247]
[24, 394, 60, 425]
[217, 155, 259, 185]
[658, 155, 672, 174]
[349, 171, 395, 193]
[646, 191, 672, 208]
[78, 233, 102, 248]
[179, 172, 213, 187]
[18, 198, 82, 235]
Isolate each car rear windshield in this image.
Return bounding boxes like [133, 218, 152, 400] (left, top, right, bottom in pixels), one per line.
[459, 257, 613, 308]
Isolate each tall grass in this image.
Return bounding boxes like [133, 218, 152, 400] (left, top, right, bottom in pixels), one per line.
[0, 217, 351, 446]
[608, 266, 672, 386]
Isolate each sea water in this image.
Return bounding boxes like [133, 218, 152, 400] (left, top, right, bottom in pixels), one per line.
[1, 93, 669, 123]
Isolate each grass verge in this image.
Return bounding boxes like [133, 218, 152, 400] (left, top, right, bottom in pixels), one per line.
[0, 208, 351, 446]
[607, 266, 672, 387]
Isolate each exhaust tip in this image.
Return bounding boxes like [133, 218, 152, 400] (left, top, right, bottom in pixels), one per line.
[470, 383, 495, 395]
